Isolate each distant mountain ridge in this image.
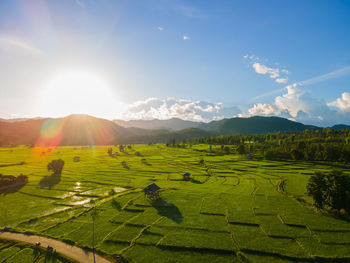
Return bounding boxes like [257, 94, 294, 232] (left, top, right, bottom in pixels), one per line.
[330, 124, 350, 130]
[113, 118, 202, 131]
[198, 116, 318, 135]
[0, 114, 348, 146]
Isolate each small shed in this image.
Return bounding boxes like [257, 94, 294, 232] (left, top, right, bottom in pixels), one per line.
[143, 183, 161, 199]
[183, 172, 191, 181]
[135, 151, 141, 156]
[73, 156, 80, 162]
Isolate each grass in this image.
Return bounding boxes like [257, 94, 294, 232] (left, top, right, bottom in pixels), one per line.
[0, 144, 350, 262]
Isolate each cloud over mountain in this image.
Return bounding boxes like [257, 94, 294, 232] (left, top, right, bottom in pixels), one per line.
[247, 84, 350, 126]
[121, 98, 241, 122]
[328, 92, 350, 112]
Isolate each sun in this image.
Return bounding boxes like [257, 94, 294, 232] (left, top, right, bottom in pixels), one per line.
[38, 71, 124, 119]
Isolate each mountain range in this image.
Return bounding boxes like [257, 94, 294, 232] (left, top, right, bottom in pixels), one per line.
[0, 114, 349, 146]
[113, 118, 201, 131]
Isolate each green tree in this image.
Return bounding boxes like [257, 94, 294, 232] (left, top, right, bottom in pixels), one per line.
[47, 159, 64, 174]
[307, 170, 350, 212]
[237, 144, 245, 154]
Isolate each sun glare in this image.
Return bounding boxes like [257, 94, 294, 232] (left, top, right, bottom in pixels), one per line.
[38, 71, 124, 119]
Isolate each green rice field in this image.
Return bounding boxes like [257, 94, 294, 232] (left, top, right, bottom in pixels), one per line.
[0, 145, 350, 262]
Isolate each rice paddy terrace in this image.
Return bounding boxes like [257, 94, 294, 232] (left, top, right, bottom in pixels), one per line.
[0, 145, 350, 263]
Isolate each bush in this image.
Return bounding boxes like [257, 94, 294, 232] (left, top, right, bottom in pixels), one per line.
[307, 170, 350, 212]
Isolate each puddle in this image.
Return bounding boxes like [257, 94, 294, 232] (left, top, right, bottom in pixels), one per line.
[113, 187, 127, 193]
[74, 182, 82, 191]
[71, 198, 91, 206]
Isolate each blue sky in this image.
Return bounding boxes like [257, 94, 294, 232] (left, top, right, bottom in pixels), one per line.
[0, 0, 350, 125]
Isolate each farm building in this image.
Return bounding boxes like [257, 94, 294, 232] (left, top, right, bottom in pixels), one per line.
[73, 156, 80, 162]
[183, 172, 191, 181]
[143, 183, 160, 199]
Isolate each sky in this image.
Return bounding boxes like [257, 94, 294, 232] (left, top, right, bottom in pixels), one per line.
[0, 0, 350, 126]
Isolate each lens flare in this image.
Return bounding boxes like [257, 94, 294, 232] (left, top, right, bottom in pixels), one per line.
[31, 119, 64, 159]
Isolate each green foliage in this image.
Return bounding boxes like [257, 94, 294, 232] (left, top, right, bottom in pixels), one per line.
[307, 170, 350, 212]
[192, 128, 350, 162]
[236, 144, 245, 154]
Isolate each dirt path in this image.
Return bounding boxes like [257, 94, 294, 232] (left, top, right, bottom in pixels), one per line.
[0, 231, 112, 263]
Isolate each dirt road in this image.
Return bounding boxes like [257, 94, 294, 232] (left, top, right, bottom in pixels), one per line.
[0, 231, 112, 263]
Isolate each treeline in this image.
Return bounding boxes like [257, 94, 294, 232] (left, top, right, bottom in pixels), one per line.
[188, 128, 350, 162]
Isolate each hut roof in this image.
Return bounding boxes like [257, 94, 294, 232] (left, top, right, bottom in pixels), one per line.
[183, 172, 191, 176]
[143, 183, 160, 193]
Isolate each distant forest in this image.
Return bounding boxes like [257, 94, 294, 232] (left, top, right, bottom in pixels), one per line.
[183, 128, 350, 162]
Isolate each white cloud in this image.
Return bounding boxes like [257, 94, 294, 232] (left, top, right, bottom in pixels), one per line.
[244, 55, 289, 84]
[328, 92, 350, 112]
[121, 98, 241, 122]
[248, 104, 280, 115]
[252, 63, 271, 75]
[247, 84, 350, 126]
[275, 78, 288, 83]
[300, 66, 350, 86]
[252, 62, 285, 81]
[157, 26, 164, 31]
[183, 36, 190, 40]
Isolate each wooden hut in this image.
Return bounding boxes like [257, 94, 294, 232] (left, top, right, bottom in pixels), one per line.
[143, 183, 160, 200]
[183, 172, 191, 181]
[73, 156, 80, 162]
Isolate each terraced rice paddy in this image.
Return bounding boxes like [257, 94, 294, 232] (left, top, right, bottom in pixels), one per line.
[0, 145, 350, 262]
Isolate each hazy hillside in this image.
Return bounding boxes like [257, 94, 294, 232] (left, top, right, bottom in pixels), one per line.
[1, 115, 345, 146]
[0, 115, 128, 146]
[330, 124, 350, 130]
[0, 115, 210, 146]
[114, 118, 202, 131]
[199, 116, 318, 135]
